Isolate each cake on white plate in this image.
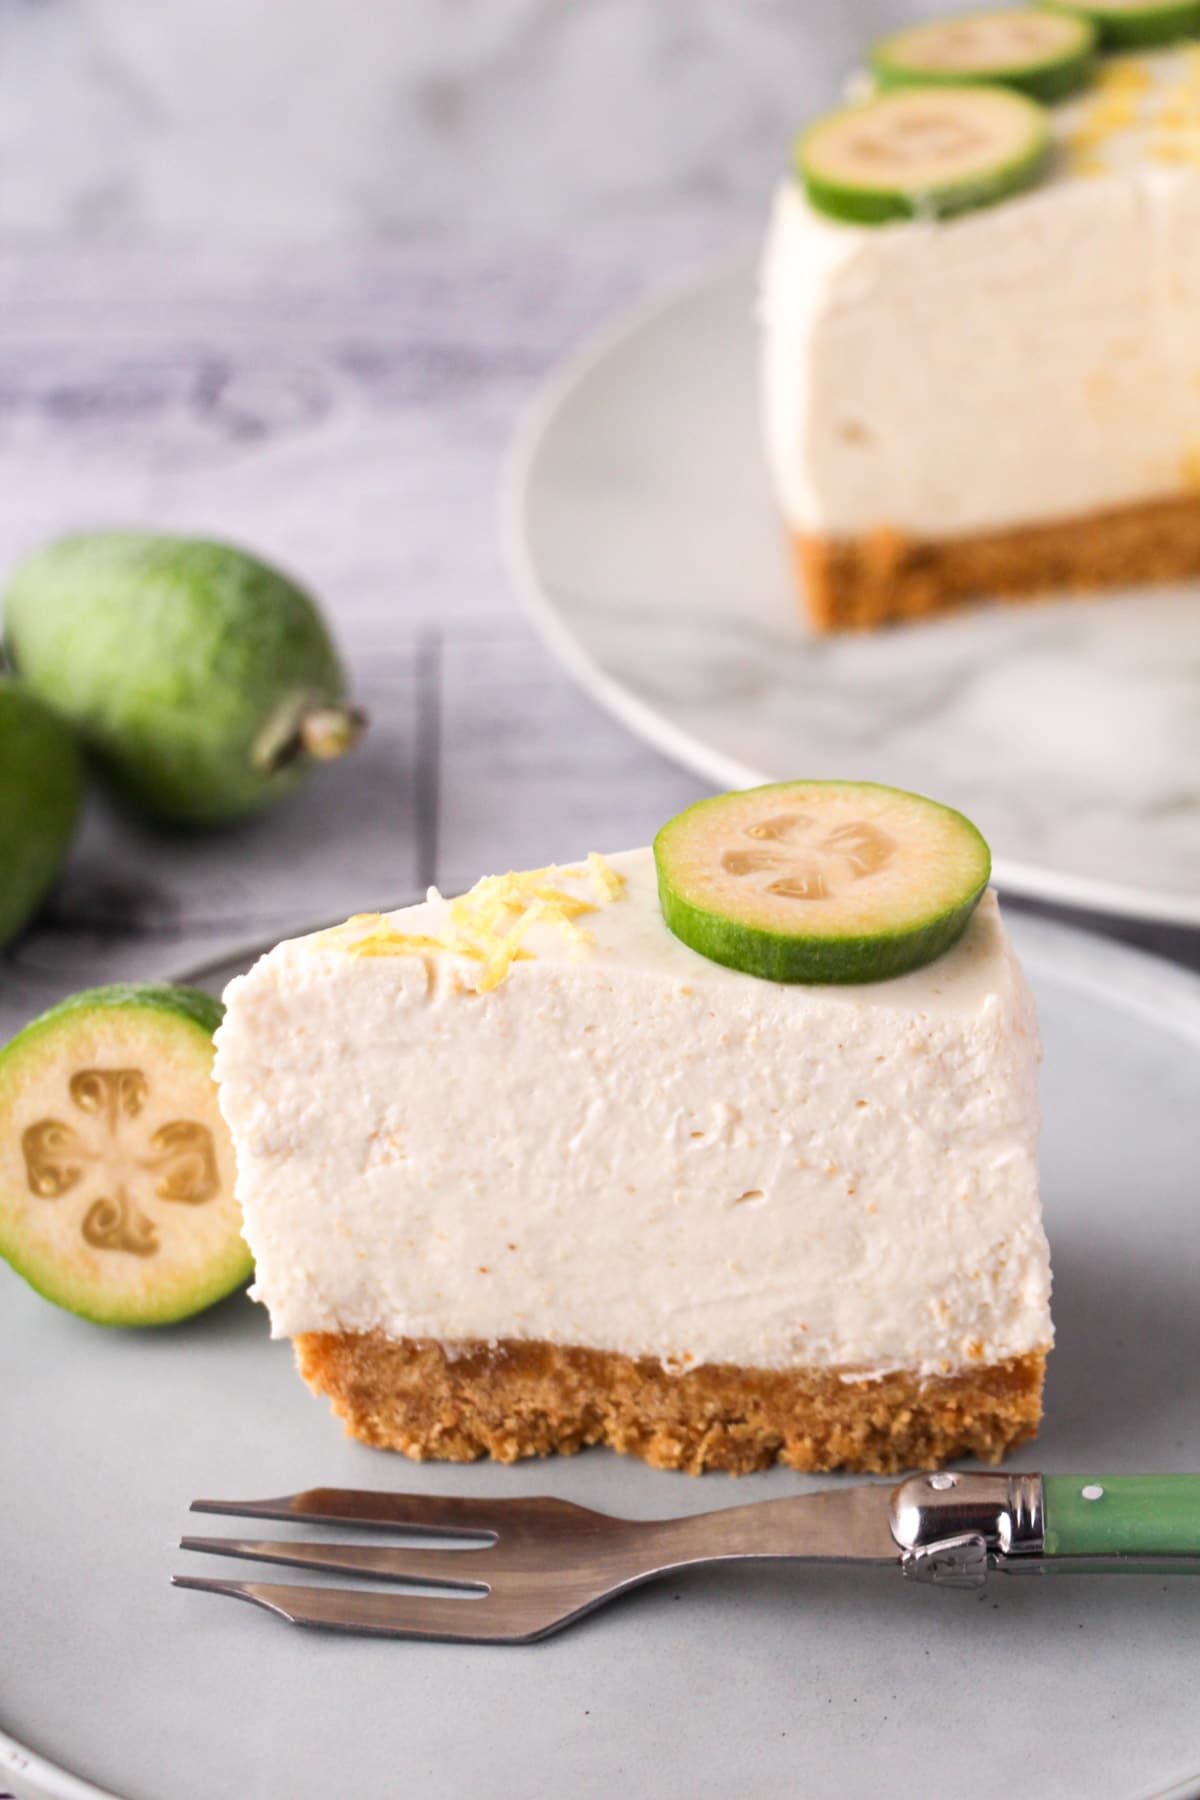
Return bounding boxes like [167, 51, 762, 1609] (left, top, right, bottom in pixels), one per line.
[760, 2, 1200, 630]
[214, 781, 1053, 1475]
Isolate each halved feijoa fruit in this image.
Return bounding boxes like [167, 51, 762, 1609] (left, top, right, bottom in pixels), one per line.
[653, 782, 991, 984]
[1039, 0, 1200, 49]
[872, 9, 1096, 103]
[796, 85, 1051, 224]
[0, 984, 250, 1325]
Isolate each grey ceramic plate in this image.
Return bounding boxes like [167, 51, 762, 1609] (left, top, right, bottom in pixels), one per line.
[503, 258, 1200, 927]
[3, 914, 1200, 1800]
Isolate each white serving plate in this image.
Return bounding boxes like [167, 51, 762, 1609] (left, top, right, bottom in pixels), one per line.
[503, 258, 1200, 927]
[2, 915, 1200, 1800]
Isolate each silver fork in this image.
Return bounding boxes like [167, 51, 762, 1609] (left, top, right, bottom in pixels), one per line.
[173, 1480, 899, 1643]
[173, 1469, 1200, 1642]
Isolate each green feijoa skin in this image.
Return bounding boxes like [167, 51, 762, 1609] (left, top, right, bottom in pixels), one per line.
[3, 531, 366, 827]
[0, 676, 85, 947]
[0, 983, 252, 1326]
[871, 9, 1097, 103]
[653, 781, 992, 985]
[796, 84, 1052, 224]
[1039, 0, 1200, 49]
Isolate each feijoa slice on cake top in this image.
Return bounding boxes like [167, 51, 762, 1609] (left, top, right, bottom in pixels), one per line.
[0, 984, 250, 1325]
[796, 84, 1051, 224]
[872, 8, 1096, 103]
[1039, 0, 1200, 50]
[654, 781, 991, 984]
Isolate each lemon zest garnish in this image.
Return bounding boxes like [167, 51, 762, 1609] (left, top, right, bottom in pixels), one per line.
[527, 886, 596, 917]
[1154, 101, 1200, 129]
[314, 858, 625, 993]
[1150, 137, 1200, 165]
[586, 852, 626, 902]
[1086, 100, 1138, 130]
[313, 916, 489, 961]
[1065, 53, 1200, 170]
[1093, 58, 1152, 97]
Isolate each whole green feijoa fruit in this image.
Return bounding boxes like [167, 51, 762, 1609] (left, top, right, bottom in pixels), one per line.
[3, 531, 366, 827]
[0, 676, 85, 946]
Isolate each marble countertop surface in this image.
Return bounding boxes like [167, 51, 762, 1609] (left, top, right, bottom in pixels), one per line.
[0, 0, 917, 242]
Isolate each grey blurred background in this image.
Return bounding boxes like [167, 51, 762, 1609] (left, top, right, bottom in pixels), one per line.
[0, 0, 937, 241]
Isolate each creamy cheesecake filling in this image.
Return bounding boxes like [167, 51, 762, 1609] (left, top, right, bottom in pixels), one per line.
[214, 850, 1052, 1382]
[760, 49, 1200, 540]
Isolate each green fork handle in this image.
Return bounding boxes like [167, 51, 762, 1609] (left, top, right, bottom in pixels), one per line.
[1044, 1475, 1200, 1561]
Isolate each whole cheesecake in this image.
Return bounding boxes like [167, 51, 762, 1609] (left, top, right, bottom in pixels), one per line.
[761, 20, 1200, 630]
[214, 783, 1053, 1475]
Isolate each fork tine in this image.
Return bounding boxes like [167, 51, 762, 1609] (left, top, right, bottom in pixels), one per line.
[188, 1488, 501, 1538]
[171, 1576, 552, 1643]
[179, 1535, 490, 1589]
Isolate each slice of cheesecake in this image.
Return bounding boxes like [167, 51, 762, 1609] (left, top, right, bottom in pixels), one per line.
[761, 44, 1200, 631]
[214, 791, 1053, 1475]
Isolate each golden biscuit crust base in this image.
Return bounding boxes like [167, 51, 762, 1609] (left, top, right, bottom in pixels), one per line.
[793, 490, 1200, 631]
[294, 1331, 1046, 1476]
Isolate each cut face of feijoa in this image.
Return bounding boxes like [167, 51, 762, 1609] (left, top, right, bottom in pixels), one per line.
[796, 84, 1051, 224]
[653, 782, 992, 984]
[0, 984, 251, 1326]
[872, 9, 1096, 102]
[1039, 0, 1200, 49]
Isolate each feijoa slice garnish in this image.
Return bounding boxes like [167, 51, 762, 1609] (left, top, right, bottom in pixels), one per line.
[872, 9, 1096, 103]
[796, 84, 1051, 224]
[653, 781, 991, 984]
[1039, 0, 1200, 50]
